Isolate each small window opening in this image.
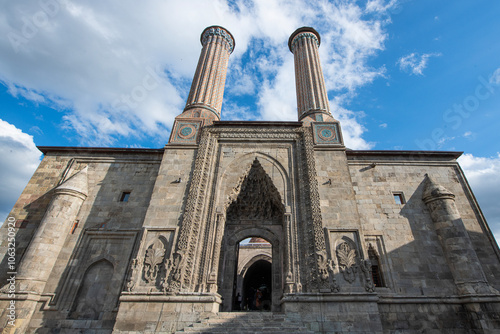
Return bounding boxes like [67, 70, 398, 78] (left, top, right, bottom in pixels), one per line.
[368, 243, 385, 287]
[120, 192, 131, 202]
[393, 192, 405, 205]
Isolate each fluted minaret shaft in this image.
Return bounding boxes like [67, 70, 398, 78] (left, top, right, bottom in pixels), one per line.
[183, 26, 234, 122]
[289, 27, 334, 124]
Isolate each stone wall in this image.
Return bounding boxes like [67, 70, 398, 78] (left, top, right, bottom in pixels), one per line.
[346, 151, 500, 294]
[0, 148, 163, 333]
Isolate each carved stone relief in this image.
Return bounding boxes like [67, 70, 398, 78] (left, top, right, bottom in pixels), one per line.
[143, 239, 166, 283]
[326, 230, 376, 290]
[167, 128, 216, 293]
[296, 128, 331, 291]
[360, 259, 375, 292]
[336, 242, 358, 283]
[127, 229, 175, 293]
[226, 157, 284, 222]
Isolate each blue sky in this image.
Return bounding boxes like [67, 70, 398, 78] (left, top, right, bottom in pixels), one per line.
[1, 0, 500, 240]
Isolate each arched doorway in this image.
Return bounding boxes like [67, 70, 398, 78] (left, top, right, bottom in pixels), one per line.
[234, 237, 273, 311]
[218, 229, 282, 312]
[217, 158, 284, 312]
[242, 259, 272, 311]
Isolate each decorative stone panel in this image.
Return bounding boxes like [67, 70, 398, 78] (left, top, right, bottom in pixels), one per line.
[325, 229, 374, 292]
[311, 122, 343, 145]
[128, 228, 176, 293]
[169, 119, 203, 144]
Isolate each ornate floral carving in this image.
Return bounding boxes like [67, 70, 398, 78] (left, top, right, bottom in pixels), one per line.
[143, 239, 166, 283]
[226, 158, 284, 221]
[328, 259, 340, 293]
[317, 251, 329, 280]
[126, 258, 141, 292]
[360, 259, 375, 292]
[337, 242, 357, 283]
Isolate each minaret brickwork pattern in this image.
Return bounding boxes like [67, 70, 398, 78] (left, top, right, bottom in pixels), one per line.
[169, 26, 234, 144]
[289, 27, 334, 125]
[183, 26, 234, 122]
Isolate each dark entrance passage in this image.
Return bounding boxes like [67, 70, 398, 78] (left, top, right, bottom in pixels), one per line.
[242, 260, 272, 311]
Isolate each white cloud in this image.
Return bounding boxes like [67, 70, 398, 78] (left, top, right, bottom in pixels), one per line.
[0, 120, 42, 223]
[331, 100, 374, 150]
[397, 52, 441, 76]
[366, 0, 398, 14]
[490, 68, 500, 84]
[458, 153, 500, 242]
[0, 0, 396, 148]
[379, 123, 388, 128]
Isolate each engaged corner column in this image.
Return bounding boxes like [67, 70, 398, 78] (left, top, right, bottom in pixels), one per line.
[422, 174, 496, 295]
[17, 166, 88, 295]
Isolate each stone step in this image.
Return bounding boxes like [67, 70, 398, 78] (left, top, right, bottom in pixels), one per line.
[176, 312, 314, 334]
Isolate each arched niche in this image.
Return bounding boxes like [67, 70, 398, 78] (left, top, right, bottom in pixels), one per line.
[69, 259, 114, 320]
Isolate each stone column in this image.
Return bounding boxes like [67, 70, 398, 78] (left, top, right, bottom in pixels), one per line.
[169, 26, 234, 144]
[8, 167, 88, 333]
[289, 27, 334, 125]
[422, 174, 496, 295]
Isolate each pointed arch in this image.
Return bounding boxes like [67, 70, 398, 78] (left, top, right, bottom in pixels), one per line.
[216, 151, 291, 211]
[226, 157, 284, 222]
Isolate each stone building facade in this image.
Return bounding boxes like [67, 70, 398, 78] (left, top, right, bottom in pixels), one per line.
[1, 26, 500, 333]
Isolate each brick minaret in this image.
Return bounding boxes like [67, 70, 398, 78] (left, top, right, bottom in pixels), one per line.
[289, 27, 334, 125]
[169, 26, 234, 144]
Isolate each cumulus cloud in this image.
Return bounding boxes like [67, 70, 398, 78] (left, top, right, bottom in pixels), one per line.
[0, 0, 397, 148]
[397, 52, 441, 76]
[366, 0, 398, 13]
[331, 100, 374, 150]
[458, 153, 500, 242]
[0, 120, 42, 223]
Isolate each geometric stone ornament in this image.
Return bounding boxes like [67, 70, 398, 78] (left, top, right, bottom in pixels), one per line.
[169, 118, 203, 144]
[226, 157, 284, 222]
[311, 121, 343, 145]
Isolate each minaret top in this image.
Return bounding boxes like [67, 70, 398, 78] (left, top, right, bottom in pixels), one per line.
[288, 27, 321, 53]
[201, 25, 235, 54]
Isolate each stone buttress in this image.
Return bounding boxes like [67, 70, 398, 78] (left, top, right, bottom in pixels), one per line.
[1, 167, 88, 333]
